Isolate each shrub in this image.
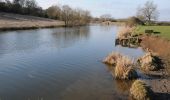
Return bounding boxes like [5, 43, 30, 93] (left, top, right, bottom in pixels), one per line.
[130, 80, 153, 100]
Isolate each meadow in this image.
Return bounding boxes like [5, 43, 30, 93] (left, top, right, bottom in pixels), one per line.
[135, 26, 170, 40]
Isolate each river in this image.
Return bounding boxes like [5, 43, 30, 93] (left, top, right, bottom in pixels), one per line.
[0, 25, 144, 100]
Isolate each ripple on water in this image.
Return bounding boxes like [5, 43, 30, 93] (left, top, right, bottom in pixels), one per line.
[0, 26, 145, 100]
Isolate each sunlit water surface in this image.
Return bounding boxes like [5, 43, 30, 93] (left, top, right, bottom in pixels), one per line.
[0, 25, 144, 100]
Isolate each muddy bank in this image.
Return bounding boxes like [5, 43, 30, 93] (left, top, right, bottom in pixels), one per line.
[0, 12, 65, 31]
[140, 35, 170, 99]
[108, 31, 170, 99]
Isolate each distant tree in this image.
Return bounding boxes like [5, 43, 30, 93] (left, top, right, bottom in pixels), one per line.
[25, 0, 37, 8]
[24, 0, 38, 15]
[0, 0, 91, 26]
[12, 0, 22, 13]
[100, 14, 112, 22]
[46, 5, 61, 19]
[61, 5, 73, 26]
[126, 16, 144, 27]
[19, 0, 26, 7]
[137, 1, 159, 25]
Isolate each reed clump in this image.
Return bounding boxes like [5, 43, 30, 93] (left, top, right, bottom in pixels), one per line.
[130, 80, 153, 100]
[141, 35, 170, 74]
[103, 52, 123, 66]
[115, 56, 138, 80]
[138, 52, 161, 71]
[117, 26, 136, 39]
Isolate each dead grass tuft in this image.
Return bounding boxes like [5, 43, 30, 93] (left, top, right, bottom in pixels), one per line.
[141, 35, 170, 59]
[138, 52, 162, 71]
[130, 80, 153, 100]
[115, 56, 138, 80]
[103, 52, 123, 66]
[117, 26, 136, 39]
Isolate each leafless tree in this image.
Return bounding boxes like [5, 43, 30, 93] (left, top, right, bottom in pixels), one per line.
[25, 0, 37, 8]
[61, 5, 73, 26]
[46, 5, 61, 19]
[137, 1, 159, 25]
[100, 14, 112, 22]
[46, 4, 91, 26]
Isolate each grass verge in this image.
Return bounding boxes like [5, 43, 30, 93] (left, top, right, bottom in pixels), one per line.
[134, 26, 170, 40]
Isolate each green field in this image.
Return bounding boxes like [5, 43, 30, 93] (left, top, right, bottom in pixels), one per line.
[134, 26, 170, 40]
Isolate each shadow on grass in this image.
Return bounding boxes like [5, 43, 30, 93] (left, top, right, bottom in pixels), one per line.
[153, 31, 161, 34]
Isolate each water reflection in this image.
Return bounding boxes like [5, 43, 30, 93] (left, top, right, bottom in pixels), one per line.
[105, 64, 135, 99]
[0, 26, 90, 55]
[115, 80, 134, 94]
[52, 26, 90, 48]
[0, 25, 145, 100]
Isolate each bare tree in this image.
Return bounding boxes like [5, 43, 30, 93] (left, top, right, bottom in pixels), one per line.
[25, 0, 37, 8]
[46, 5, 61, 19]
[46, 4, 91, 26]
[61, 5, 73, 26]
[137, 1, 159, 25]
[100, 14, 112, 22]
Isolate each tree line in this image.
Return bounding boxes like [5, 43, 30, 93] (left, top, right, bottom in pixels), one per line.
[0, 0, 46, 17]
[0, 0, 91, 26]
[46, 5, 91, 26]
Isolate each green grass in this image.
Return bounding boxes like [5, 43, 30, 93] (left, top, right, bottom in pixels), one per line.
[134, 26, 170, 40]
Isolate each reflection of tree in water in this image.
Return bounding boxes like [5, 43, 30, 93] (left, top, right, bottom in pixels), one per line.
[0, 30, 40, 55]
[99, 25, 113, 32]
[52, 26, 90, 48]
[0, 27, 90, 56]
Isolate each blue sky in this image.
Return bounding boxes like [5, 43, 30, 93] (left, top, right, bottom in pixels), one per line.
[36, 0, 170, 21]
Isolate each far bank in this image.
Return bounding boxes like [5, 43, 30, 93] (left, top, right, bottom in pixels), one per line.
[0, 12, 65, 31]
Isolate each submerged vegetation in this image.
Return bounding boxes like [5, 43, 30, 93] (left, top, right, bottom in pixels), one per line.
[130, 80, 153, 100]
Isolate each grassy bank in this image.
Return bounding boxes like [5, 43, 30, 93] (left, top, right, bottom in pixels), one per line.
[0, 12, 65, 31]
[135, 26, 170, 40]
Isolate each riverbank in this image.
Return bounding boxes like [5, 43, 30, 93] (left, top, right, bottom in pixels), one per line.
[0, 12, 65, 31]
[141, 35, 170, 74]
[140, 34, 170, 99]
[110, 25, 170, 99]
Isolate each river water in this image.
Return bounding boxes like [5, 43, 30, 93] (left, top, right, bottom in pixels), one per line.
[0, 25, 144, 100]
